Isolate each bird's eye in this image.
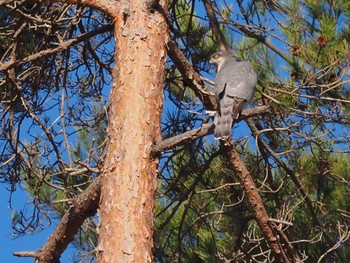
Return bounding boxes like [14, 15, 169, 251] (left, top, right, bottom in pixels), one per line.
[213, 54, 219, 59]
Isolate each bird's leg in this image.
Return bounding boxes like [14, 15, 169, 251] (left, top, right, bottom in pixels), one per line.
[205, 110, 216, 117]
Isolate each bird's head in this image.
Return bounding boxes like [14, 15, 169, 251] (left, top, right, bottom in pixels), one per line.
[209, 51, 235, 71]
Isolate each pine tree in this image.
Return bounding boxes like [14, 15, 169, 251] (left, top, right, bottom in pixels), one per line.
[1, 0, 350, 262]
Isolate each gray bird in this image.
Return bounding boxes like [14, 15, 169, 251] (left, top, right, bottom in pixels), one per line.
[210, 51, 257, 140]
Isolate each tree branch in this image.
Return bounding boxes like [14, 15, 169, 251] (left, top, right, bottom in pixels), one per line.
[13, 251, 37, 258]
[202, 0, 230, 52]
[0, 24, 113, 72]
[32, 177, 102, 263]
[167, 40, 217, 111]
[152, 106, 269, 155]
[220, 140, 286, 263]
[15, 0, 118, 17]
[212, 6, 292, 65]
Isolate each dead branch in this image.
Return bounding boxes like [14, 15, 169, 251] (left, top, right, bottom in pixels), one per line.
[13, 251, 36, 258]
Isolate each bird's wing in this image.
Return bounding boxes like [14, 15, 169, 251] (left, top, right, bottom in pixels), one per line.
[215, 60, 257, 102]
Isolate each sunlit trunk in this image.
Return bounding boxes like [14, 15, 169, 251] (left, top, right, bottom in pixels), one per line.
[97, 1, 168, 262]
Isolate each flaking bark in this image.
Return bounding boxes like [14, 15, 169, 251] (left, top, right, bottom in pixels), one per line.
[97, 1, 168, 262]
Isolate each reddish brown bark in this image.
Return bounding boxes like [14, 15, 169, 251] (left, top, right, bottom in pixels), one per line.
[97, 1, 168, 262]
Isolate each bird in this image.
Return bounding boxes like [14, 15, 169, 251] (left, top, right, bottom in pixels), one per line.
[209, 51, 257, 140]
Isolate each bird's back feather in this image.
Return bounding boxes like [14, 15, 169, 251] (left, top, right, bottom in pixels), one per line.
[210, 52, 257, 140]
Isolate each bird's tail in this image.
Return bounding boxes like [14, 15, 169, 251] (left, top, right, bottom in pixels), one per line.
[214, 97, 246, 140]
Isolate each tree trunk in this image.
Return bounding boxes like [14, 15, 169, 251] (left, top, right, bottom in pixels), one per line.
[97, 1, 168, 262]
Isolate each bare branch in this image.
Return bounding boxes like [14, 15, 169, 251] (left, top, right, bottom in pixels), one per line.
[34, 177, 102, 263]
[1, 0, 118, 17]
[0, 24, 113, 72]
[212, 5, 292, 65]
[152, 106, 269, 155]
[13, 251, 36, 258]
